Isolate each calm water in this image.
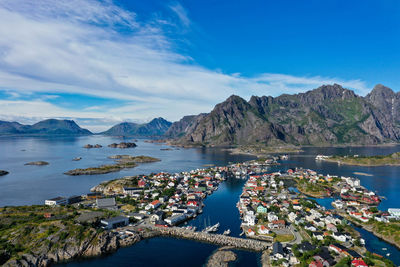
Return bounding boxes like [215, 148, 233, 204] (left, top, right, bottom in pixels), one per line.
[1, 136, 400, 266]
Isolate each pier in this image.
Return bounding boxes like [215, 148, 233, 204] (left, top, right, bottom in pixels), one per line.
[130, 225, 271, 251]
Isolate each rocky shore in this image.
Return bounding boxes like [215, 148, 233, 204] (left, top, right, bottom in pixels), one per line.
[3, 230, 141, 267]
[64, 155, 160, 175]
[24, 161, 49, 166]
[206, 247, 237, 267]
[83, 144, 102, 148]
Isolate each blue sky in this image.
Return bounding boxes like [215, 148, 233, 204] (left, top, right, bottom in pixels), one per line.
[0, 0, 399, 132]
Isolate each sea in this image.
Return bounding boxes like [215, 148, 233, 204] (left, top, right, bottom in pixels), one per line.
[0, 135, 399, 266]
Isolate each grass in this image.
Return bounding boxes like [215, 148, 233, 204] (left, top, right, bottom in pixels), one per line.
[274, 234, 294, 243]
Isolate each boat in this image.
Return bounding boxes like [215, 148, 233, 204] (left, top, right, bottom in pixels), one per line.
[386, 253, 390, 257]
[223, 229, 231, 235]
[382, 248, 387, 251]
[239, 231, 244, 236]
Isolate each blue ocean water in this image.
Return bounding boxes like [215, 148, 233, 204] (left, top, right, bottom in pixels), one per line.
[0, 136, 399, 265]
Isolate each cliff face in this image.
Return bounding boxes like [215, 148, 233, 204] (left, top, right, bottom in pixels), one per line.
[102, 117, 172, 136]
[0, 119, 91, 135]
[170, 84, 400, 146]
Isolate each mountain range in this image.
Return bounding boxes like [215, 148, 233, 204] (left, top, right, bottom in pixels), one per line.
[100, 117, 172, 136]
[167, 84, 400, 146]
[1, 84, 399, 147]
[0, 119, 91, 135]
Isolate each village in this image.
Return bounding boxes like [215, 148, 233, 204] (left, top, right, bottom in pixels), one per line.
[41, 157, 397, 267]
[238, 166, 397, 267]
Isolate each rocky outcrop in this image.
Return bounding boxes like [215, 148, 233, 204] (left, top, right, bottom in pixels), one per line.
[102, 117, 172, 136]
[83, 144, 102, 148]
[171, 84, 400, 147]
[108, 142, 137, 148]
[24, 161, 49, 166]
[165, 113, 208, 138]
[206, 247, 237, 267]
[3, 231, 141, 267]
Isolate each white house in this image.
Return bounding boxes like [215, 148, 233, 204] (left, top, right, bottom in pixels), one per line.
[45, 197, 67, 206]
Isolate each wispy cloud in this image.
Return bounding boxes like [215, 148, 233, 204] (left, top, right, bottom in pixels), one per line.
[0, 0, 371, 131]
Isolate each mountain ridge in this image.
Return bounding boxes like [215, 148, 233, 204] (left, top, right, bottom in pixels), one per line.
[101, 117, 172, 136]
[0, 119, 92, 135]
[167, 84, 400, 147]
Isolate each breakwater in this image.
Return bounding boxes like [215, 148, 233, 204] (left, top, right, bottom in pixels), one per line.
[136, 225, 271, 251]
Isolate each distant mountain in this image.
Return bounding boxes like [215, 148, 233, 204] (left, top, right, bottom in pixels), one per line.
[0, 119, 92, 135]
[169, 84, 400, 146]
[102, 117, 172, 136]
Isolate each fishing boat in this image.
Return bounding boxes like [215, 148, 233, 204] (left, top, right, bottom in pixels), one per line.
[223, 229, 231, 235]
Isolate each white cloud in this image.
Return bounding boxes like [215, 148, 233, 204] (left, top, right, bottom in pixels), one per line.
[0, 0, 372, 130]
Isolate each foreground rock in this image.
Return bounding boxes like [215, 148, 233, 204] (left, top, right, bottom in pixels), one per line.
[108, 142, 137, 148]
[65, 155, 160, 175]
[0, 205, 141, 267]
[0, 170, 9, 176]
[206, 247, 237, 267]
[83, 144, 102, 148]
[24, 161, 49, 166]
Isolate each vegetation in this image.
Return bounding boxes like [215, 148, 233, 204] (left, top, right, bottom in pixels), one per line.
[65, 155, 160, 175]
[327, 152, 400, 166]
[0, 205, 105, 265]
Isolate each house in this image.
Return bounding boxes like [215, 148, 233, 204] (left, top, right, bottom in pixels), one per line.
[329, 244, 346, 255]
[298, 241, 316, 253]
[45, 197, 67, 206]
[258, 224, 270, 234]
[151, 211, 164, 222]
[67, 195, 82, 204]
[271, 242, 285, 260]
[244, 212, 256, 226]
[101, 216, 129, 229]
[96, 198, 117, 210]
[150, 200, 161, 209]
[257, 204, 267, 214]
[351, 259, 368, 267]
[332, 232, 348, 242]
[313, 247, 335, 266]
[247, 228, 255, 236]
[309, 260, 323, 267]
[123, 187, 142, 196]
[304, 223, 317, 232]
[164, 214, 187, 225]
[326, 223, 338, 232]
[86, 192, 102, 200]
[270, 220, 285, 229]
[312, 232, 324, 241]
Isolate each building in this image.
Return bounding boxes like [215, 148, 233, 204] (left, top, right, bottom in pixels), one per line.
[164, 214, 187, 225]
[257, 204, 267, 214]
[45, 197, 67, 206]
[96, 198, 117, 210]
[388, 208, 400, 217]
[100, 216, 129, 229]
[271, 242, 285, 260]
[67, 195, 82, 204]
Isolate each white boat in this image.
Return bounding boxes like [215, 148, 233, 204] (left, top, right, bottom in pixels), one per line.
[386, 253, 390, 257]
[382, 248, 387, 251]
[223, 229, 231, 235]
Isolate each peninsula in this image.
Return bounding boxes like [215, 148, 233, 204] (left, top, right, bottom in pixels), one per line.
[316, 152, 400, 166]
[64, 155, 159, 175]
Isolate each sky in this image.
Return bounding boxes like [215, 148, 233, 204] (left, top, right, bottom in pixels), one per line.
[0, 0, 399, 132]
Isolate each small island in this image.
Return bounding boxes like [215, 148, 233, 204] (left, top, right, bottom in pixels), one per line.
[83, 144, 102, 148]
[317, 152, 400, 166]
[64, 155, 160, 175]
[108, 142, 137, 149]
[0, 170, 9, 176]
[24, 161, 49, 166]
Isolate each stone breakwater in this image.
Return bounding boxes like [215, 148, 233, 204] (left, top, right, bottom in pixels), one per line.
[143, 226, 271, 251]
